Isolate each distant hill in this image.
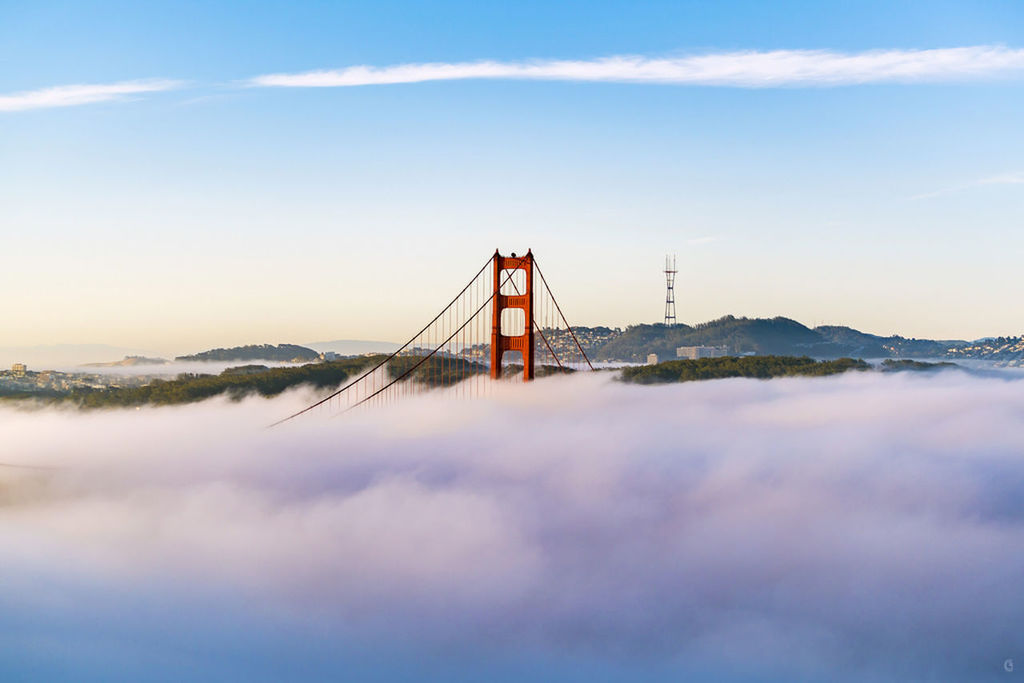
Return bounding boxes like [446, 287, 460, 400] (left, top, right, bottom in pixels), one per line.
[813, 326, 952, 358]
[83, 356, 170, 367]
[593, 316, 968, 362]
[176, 344, 319, 363]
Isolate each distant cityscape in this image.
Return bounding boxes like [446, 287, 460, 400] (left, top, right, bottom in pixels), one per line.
[944, 337, 1024, 360]
[0, 364, 152, 395]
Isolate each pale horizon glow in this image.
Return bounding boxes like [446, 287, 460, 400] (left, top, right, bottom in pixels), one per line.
[250, 46, 1024, 89]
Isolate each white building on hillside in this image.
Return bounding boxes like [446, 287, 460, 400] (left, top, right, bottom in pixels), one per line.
[676, 345, 729, 360]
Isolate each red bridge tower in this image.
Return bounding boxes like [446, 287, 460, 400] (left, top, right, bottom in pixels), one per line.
[490, 249, 534, 381]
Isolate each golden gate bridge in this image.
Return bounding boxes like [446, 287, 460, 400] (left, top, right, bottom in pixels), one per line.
[271, 250, 593, 425]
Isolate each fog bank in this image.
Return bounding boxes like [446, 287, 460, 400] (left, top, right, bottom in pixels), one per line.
[1, 371, 1022, 681]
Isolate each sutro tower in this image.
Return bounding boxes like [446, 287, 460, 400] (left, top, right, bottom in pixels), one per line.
[664, 254, 677, 326]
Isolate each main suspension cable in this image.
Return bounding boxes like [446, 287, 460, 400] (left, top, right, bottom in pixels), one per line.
[338, 265, 522, 414]
[268, 254, 495, 427]
[534, 259, 594, 371]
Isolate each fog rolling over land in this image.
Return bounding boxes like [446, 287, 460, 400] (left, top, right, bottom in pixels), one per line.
[2, 371, 1022, 681]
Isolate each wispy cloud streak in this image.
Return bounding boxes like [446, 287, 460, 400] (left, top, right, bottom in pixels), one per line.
[911, 170, 1024, 199]
[0, 79, 183, 112]
[978, 171, 1024, 185]
[250, 46, 1024, 89]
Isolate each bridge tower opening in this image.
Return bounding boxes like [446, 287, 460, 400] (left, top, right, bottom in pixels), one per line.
[491, 249, 534, 381]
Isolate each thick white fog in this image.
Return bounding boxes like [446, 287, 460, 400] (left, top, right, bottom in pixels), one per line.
[1, 370, 1022, 681]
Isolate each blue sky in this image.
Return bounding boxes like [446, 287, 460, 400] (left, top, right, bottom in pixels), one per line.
[2, 1, 1024, 352]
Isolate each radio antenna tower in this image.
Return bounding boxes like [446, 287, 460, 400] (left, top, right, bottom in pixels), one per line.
[664, 253, 677, 326]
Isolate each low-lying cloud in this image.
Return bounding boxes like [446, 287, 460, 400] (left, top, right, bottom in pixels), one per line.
[250, 46, 1024, 89]
[1, 370, 1023, 681]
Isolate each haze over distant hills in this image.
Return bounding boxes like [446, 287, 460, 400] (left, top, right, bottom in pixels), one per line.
[83, 356, 170, 367]
[1, 340, 405, 370]
[0, 344, 162, 369]
[305, 339, 403, 355]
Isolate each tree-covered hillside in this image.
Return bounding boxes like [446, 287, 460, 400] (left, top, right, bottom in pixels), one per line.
[814, 326, 951, 358]
[176, 343, 320, 362]
[595, 316, 827, 361]
[620, 355, 869, 384]
[69, 356, 380, 408]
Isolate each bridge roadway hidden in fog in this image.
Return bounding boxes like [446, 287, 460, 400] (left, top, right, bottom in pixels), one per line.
[273, 250, 594, 425]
